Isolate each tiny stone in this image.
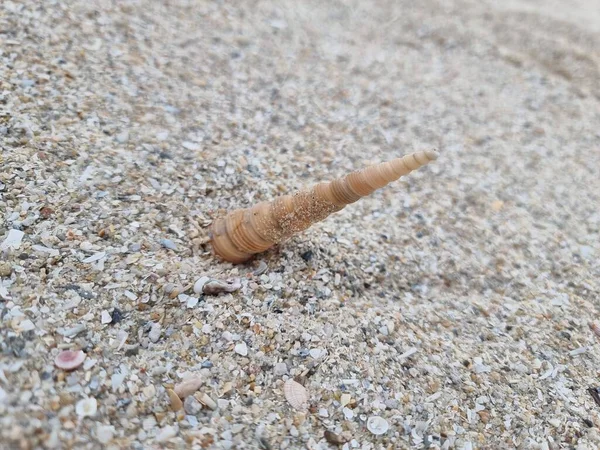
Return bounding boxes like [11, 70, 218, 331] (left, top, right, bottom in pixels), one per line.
[155, 425, 177, 442]
[148, 323, 161, 343]
[101, 310, 112, 324]
[274, 362, 288, 375]
[75, 397, 98, 418]
[96, 425, 114, 444]
[186, 415, 199, 427]
[184, 396, 202, 415]
[0, 262, 12, 277]
[116, 131, 129, 143]
[111, 308, 123, 323]
[160, 238, 178, 250]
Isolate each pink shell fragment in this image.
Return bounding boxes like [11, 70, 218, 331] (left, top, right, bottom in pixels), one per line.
[54, 350, 86, 371]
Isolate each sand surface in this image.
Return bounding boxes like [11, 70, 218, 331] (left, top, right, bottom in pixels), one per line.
[1, 0, 600, 448]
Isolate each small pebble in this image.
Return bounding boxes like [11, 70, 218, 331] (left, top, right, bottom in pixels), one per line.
[184, 396, 202, 415]
[0, 262, 12, 277]
[186, 415, 199, 427]
[366, 416, 389, 435]
[274, 362, 288, 375]
[76, 397, 98, 418]
[155, 425, 177, 442]
[160, 238, 178, 250]
[148, 323, 161, 343]
[111, 308, 123, 323]
[96, 425, 114, 444]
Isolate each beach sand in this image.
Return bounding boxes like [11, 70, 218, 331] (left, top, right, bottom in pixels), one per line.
[1, 0, 599, 448]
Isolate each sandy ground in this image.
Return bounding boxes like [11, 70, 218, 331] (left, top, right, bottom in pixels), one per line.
[1, 0, 600, 449]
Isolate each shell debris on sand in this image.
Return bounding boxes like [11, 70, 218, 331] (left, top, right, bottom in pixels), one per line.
[75, 397, 98, 418]
[193, 276, 242, 295]
[366, 416, 389, 435]
[174, 376, 203, 398]
[54, 350, 86, 371]
[283, 378, 309, 411]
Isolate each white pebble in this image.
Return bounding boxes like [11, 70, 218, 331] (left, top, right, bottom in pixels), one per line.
[75, 397, 97, 418]
[149, 322, 161, 343]
[273, 362, 288, 375]
[366, 416, 389, 435]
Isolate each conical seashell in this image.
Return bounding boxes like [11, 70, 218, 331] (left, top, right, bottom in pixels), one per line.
[210, 150, 438, 263]
[283, 378, 309, 411]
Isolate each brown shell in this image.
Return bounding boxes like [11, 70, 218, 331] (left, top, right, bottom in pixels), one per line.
[210, 149, 439, 263]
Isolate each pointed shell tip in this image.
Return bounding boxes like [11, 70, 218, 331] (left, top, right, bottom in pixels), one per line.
[425, 149, 439, 160]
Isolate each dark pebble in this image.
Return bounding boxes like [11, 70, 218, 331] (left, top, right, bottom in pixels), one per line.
[111, 308, 123, 324]
[300, 250, 313, 262]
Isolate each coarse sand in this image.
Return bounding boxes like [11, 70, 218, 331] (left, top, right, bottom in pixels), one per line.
[1, 0, 600, 448]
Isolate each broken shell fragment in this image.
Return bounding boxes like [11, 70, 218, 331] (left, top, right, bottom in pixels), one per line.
[174, 376, 203, 399]
[54, 350, 86, 371]
[210, 150, 439, 263]
[167, 389, 183, 411]
[203, 279, 241, 295]
[283, 378, 309, 411]
[366, 416, 389, 435]
[75, 397, 98, 418]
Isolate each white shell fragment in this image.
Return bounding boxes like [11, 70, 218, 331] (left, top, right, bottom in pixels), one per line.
[194, 276, 241, 296]
[82, 251, 106, 263]
[0, 229, 25, 251]
[54, 350, 86, 371]
[234, 341, 248, 356]
[283, 378, 309, 411]
[174, 376, 203, 398]
[193, 276, 210, 295]
[101, 310, 112, 324]
[366, 416, 389, 435]
[155, 425, 177, 442]
[148, 322, 161, 343]
[76, 397, 98, 418]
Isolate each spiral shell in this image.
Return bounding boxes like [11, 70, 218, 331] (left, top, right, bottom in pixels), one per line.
[210, 149, 439, 263]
